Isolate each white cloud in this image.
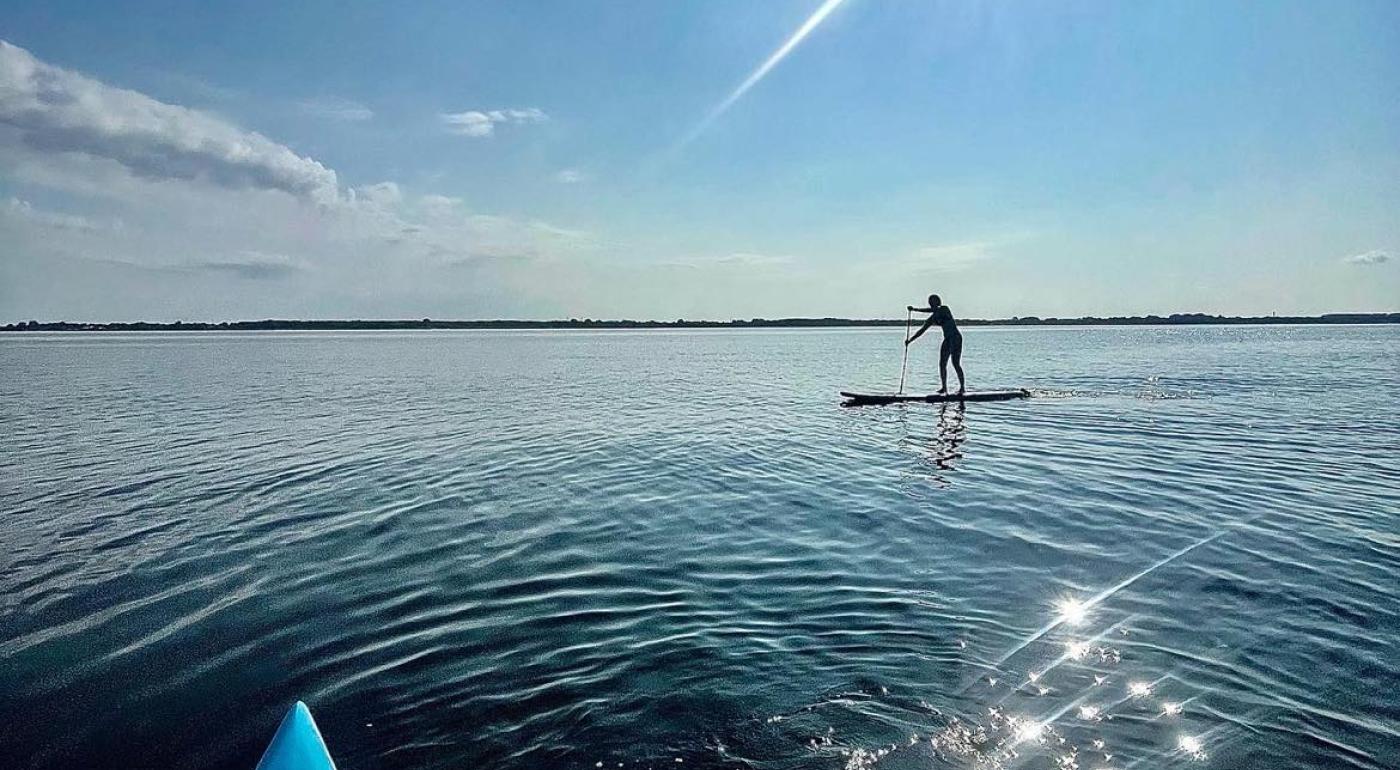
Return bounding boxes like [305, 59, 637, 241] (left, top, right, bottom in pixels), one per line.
[1342, 249, 1389, 266]
[297, 96, 374, 122]
[418, 193, 463, 210]
[0, 40, 338, 201]
[707, 252, 795, 267]
[4, 196, 105, 232]
[441, 111, 495, 137]
[0, 46, 597, 321]
[353, 181, 403, 206]
[909, 240, 999, 273]
[441, 107, 547, 138]
[556, 168, 586, 184]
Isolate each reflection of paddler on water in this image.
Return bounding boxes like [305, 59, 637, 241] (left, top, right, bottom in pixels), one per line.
[894, 401, 967, 485]
[932, 402, 967, 471]
[905, 294, 964, 396]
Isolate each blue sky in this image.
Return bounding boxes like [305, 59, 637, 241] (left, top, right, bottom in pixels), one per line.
[1, 0, 1396, 321]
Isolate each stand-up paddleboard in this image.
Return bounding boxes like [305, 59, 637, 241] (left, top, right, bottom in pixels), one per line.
[255, 702, 337, 770]
[840, 389, 1030, 406]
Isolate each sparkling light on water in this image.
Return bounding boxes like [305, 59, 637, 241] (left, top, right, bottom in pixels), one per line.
[1013, 718, 1046, 743]
[823, 586, 1225, 770]
[1178, 734, 1207, 760]
[1056, 597, 1089, 626]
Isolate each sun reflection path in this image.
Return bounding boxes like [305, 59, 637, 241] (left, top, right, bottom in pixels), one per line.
[1116, 709, 1271, 770]
[821, 664, 1208, 770]
[978, 526, 1233, 681]
[1056, 597, 1089, 626]
[989, 616, 1135, 710]
[937, 662, 1191, 770]
[802, 522, 1268, 770]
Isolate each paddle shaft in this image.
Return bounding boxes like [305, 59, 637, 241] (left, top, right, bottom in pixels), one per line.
[898, 308, 912, 394]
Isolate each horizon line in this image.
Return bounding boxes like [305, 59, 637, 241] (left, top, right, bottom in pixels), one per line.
[5, 311, 1398, 331]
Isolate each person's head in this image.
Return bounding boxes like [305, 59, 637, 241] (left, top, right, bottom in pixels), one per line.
[928, 294, 942, 308]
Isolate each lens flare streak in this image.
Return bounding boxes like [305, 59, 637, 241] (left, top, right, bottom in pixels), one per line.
[673, 0, 848, 152]
[981, 529, 1231, 677]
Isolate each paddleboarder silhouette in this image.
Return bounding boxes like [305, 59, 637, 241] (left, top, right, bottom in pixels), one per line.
[905, 294, 964, 395]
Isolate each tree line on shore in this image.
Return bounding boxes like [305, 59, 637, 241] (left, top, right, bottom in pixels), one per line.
[4, 312, 1397, 332]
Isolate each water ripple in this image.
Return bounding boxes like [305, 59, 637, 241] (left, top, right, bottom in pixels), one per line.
[2, 326, 1398, 769]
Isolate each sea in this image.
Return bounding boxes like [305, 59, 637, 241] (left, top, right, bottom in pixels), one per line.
[2, 325, 1398, 770]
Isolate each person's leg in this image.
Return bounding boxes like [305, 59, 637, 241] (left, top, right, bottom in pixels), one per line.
[951, 336, 965, 393]
[938, 338, 951, 393]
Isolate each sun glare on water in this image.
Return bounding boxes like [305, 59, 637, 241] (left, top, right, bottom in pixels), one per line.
[1013, 719, 1046, 744]
[1055, 597, 1088, 626]
[826, 589, 1227, 770]
[1178, 734, 1207, 760]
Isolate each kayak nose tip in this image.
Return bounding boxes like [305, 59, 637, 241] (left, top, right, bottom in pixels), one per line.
[255, 700, 337, 770]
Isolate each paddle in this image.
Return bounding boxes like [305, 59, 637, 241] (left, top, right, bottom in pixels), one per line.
[897, 307, 912, 394]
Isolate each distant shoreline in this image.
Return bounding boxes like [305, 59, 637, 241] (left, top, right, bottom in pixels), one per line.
[4, 312, 1397, 332]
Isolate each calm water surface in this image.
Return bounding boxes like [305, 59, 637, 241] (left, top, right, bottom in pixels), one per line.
[2, 326, 1398, 770]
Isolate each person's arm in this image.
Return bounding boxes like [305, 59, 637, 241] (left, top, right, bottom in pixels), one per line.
[907, 305, 934, 313]
[906, 316, 936, 346]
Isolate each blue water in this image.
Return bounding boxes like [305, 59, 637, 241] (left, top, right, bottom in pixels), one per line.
[2, 326, 1398, 770]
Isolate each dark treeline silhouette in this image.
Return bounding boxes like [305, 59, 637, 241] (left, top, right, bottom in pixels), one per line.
[4, 312, 1397, 332]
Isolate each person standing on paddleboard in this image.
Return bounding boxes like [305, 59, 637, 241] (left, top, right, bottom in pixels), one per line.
[905, 294, 965, 395]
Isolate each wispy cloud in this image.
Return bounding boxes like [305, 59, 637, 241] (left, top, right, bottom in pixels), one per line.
[710, 252, 796, 267]
[4, 196, 105, 233]
[441, 108, 547, 138]
[297, 96, 374, 122]
[907, 240, 1030, 277]
[1342, 249, 1389, 266]
[352, 181, 403, 205]
[674, 0, 847, 151]
[0, 40, 339, 202]
[190, 252, 304, 280]
[908, 239, 1009, 274]
[556, 168, 586, 184]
